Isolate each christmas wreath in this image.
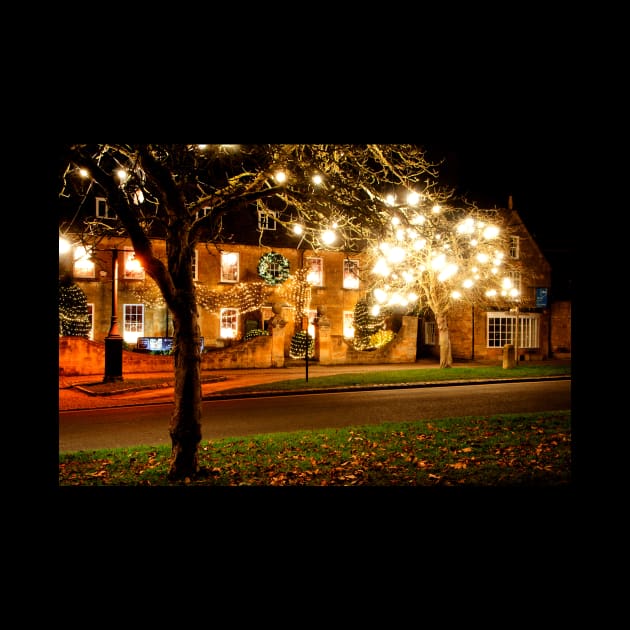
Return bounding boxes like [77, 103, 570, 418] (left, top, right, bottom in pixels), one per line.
[257, 252, 290, 285]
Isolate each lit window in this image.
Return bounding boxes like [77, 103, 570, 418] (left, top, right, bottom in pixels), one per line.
[343, 311, 355, 338]
[73, 246, 95, 278]
[305, 257, 323, 286]
[220, 308, 239, 339]
[123, 250, 145, 280]
[507, 271, 521, 294]
[343, 259, 360, 289]
[306, 309, 317, 340]
[123, 304, 144, 345]
[509, 236, 520, 259]
[221, 252, 239, 283]
[87, 303, 94, 340]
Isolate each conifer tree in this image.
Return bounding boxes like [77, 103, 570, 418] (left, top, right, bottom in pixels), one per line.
[59, 280, 91, 337]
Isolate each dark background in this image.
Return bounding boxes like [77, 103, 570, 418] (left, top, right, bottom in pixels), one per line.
[422, 141, 573, 301]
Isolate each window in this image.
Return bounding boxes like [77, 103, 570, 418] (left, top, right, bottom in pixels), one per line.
[487, 311, 540, 348]
[507, 270, 521, 295]
[196, 207, 210, 220]
[509, 236, 520, 259]
[306, 308, 317, 340]
[220, 308, 239, 338]
[343, 258, 360, 289]
[87, 303, 94, 340]
[221, 252, 239, 283]
[424, 321, 437, 345]
[123, 250, 145, 280]
[192, 249, 199, 281]
[95, 197, 116, 219]
[343, 311, 355, 338]
[305, 257, 323, 286]
[73, 246, 95, 278]
[123, 304, 144, 345]
[257, 210, 276, 230]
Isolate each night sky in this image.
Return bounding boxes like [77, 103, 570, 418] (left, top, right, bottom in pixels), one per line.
[421, 141, 573, 300]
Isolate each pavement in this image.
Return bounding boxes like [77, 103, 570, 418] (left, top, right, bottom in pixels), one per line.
[59, 358, 572, 411]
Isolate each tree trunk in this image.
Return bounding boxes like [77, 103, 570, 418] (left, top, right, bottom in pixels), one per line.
[436, 311, 453, 368]
[167, 306, 203, 481]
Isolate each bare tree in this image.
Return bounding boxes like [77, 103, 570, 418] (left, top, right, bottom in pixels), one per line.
[362, 196, 530, 367]
[58, 144, 489, 480]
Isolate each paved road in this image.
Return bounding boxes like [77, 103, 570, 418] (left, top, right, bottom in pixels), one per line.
[59, 378, 571, 451]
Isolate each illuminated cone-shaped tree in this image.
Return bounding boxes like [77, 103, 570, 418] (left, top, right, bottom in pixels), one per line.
[352, 295, 387, 350]
[365, 194, 523, 368]
[59, 279, 91, 338]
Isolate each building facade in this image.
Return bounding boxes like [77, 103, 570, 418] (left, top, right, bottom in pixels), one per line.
[59, 197, 565, 364]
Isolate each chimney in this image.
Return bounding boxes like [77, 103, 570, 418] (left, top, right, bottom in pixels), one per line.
[508, 195, 513, 210]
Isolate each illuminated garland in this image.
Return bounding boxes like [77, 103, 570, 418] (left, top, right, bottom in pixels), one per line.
[278, 268, 311, 323]
[130, 278, 165, 309]
[196, 281, 270, 314]
[257, 252, 290, 285]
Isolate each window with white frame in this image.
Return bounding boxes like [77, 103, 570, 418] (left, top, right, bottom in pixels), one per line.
[95, 197, 116, 219]
[220, 308, 239, 338]
[73, 245, 95, 278]
[87, 303, 94, 340]
[487, 311, 539, 348]
[220, 252, 239, 283]
[509, 236, 520, 259]
[123, 250, 145, 280]
[257, 209, 276, 231]
[506, 270, 521, 295]
[305, 257, 323, 286]
[343, 258, 360, 289]
[192, 249, 199, 281]
[306, 308, 317, 340]
[196, 207, 210, 221]
[343, 311, 355, 338]
[123, 304, 144, 345]
[424, 321, 437, 345]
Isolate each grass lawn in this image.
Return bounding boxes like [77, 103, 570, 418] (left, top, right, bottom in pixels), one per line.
[221, 364, 570, 394]
[59, 410, 571, 487]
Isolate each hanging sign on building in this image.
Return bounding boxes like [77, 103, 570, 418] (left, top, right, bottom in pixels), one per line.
[535, 287, 548, 308]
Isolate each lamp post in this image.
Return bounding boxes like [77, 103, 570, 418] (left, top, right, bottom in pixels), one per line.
[103, 248, 123, 382]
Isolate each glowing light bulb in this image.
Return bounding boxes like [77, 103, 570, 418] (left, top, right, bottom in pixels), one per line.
[321, 229, 336, 245]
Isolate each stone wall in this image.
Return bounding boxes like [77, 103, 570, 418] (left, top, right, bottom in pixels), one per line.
[58, 314, 420, 375]
[59, 334, 278, 376]
[314, 315, 418, 365]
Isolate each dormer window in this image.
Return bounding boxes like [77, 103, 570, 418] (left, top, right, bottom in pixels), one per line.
[95, 197, 116, 219]
[257, 210, 276, 231]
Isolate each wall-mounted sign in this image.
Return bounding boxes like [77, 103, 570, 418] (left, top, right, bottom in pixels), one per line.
[535, 287, 548, 308]
[137, 337, 204, 351]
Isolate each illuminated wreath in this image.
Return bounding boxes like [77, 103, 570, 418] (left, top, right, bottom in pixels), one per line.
[257, 252, 290, 285]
